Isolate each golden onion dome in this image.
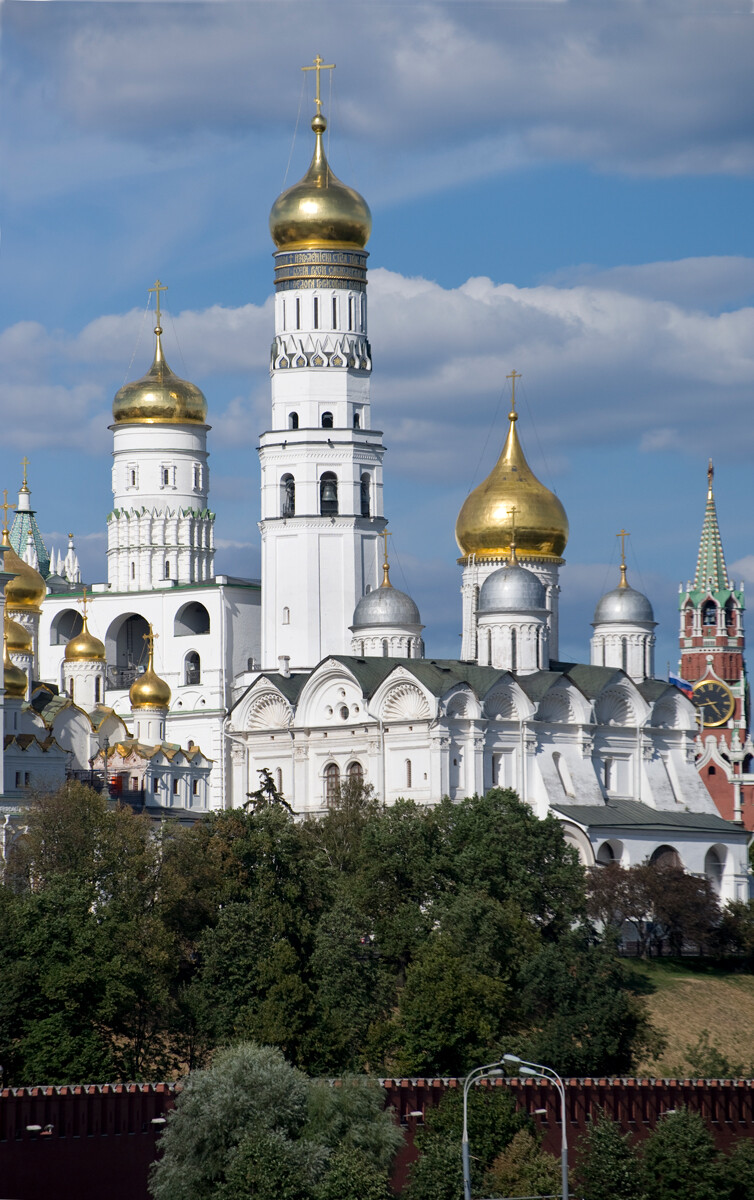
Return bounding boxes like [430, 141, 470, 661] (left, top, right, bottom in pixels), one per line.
[2, 528, 46, 612]
[112, 323, 208, 426]
[456, 405, 569, 561]
[3, 633, 27, 699]
[5, 614, 32, 656]
[64, 615, 106, 663]
[270, 113, 371, 251]
[129, 629, 171, 711]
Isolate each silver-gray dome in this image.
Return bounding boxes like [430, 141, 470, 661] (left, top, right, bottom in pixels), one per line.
[352, 585, 421, 629]
[478, 562, 546, 613]
[593, 584, 655, 625]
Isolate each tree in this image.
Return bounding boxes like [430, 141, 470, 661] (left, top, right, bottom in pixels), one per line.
[246, 766, 295, 814]
[483, 1128, 563, 1199]
[149, 1044, 402, 1200]
[640, 1109, 720, 1200]
[648, 865, 720, 956]
[404, 1086, 529, 1200]
[720, 1137, 754, 1200]
[576, 1108, 645, 1200]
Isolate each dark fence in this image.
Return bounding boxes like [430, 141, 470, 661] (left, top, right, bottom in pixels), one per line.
[3, 1076, 754, 1199]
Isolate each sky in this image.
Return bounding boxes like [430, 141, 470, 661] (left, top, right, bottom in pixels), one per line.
[1, 0, 754, 673]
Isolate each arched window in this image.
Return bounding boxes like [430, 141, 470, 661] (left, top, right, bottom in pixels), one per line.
[348, 296, 354, 331]
[650, 844, 682, 870]
[50, 608, 83, 646]
[407, 641, 412, 659]
[725, 598, 737, 634]
[69, 677, 75, 701]
[275, 767, 283, 793]
[295, 298, 301, 330]
[353, 411, 360, 429]
[324, 762, 340, 805]
[320, 472, 338, 515]
[281, 474, 295, 518]
[511, 628, 517, 673]
[174, 602, 210, 637]
[347, 761, 363, 784]
[702, 600, 717, 626]
[289, 412, 299, 430]
[621, 637, 628, 673]
[313, 296, 320, 330]
[684, 603, 694, 636]
[164, 560, 170, 579]
[382, 639, 388, 657]
[321, 411, 334, 429]
[184, 651, 200, 686]
[95, 677, 101, 703]
[282, 607, 290, 625]
[332, 296, 338, 328]
[131, 562, 136, 580]
[360, 474, 371, 518]
[405, 759, 412, 788]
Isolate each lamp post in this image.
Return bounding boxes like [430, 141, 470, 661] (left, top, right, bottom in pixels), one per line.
[462, 1060, 504, 1200]
[503, 1055, 568, 1200]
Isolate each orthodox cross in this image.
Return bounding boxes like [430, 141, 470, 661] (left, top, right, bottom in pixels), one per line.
[143, 625, 158, 654]
[20, 457, 29, 488]
[302, 55, 335, 112]
[381, 528, 393, 586]
[708, 458, 714, 491]
[78, 586, 89, 621]
[506, 369, 521, 413]
[508, 505, 518, 560]
[148, 279, 167, 327]
[1, 490, 15, 533]
[616, 528, 630, 566]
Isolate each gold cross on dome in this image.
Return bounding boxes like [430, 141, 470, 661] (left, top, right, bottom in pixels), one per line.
[20, 457, 29, 488]
[79, 586, 89, 621]
[506, 369, 522, 412]
[302, 55, 335, 112]
[1, 490, 15, 533]
[143, 625, 158, 653]
[617, 528, 630, 566]
[381, 527, 392, 566]
[148, 279, 167, 327]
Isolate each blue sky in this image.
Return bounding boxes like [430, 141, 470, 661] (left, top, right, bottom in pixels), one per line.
[1, 0, 754, 674]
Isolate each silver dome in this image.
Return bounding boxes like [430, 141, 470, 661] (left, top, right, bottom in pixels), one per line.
[352, 584, 421, 630]
[593, 584, 655, 625]
[478, 562, 546, 613]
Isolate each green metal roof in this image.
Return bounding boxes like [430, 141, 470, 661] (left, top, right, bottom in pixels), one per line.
[553, 798, 748, 838]
[10, 508, 50, 579]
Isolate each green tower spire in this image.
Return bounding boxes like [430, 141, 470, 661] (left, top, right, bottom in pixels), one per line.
[693, 459, 730, 594]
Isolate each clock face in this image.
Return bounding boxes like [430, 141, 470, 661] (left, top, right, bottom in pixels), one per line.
[691, 680, 735, 727]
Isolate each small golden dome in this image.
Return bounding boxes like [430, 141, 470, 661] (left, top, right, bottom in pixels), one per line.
[3, 633, 27, 699]
[5, 614, 32, 656]
[129, 627, 171, 710]
[455, 407, 569, 561]
[64, 616, 106, 663]
[2, 529, 46, 612]
[112, 324, 208, 426]
[270, 113, 371, 251]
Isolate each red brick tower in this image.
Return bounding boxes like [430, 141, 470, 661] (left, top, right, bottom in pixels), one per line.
[679, 461, 750, 824]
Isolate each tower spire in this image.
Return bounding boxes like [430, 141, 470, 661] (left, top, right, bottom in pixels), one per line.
[694, 458, 730, 592]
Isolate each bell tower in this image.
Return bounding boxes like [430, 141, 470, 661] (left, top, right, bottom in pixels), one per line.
[259, 59, 387, 671]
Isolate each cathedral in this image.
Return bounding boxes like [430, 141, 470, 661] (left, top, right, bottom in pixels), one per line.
[0, 63, 749, 902]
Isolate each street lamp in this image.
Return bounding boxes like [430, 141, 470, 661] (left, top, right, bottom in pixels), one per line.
[503, 1055, 568, 1200]
[462, 1060, 505, 1200]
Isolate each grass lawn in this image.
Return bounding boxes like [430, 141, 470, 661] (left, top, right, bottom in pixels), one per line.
[626, 957, 754, 1077]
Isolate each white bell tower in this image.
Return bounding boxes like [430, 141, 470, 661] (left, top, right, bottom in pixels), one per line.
[259, 62, 386, 671]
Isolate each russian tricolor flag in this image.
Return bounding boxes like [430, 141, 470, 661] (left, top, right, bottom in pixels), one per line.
[669, 673, 694, 699]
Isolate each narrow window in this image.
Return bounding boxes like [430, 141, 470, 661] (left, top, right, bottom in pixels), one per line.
[621, 637, 628, 673]
[360, 473, 370, 518]
[130, 469, 136, 487]
[281, 298, 286, 331]
[319, 472, 338, 516]
[95, 677, 101, 703]
[282, 606, 290, 625]
[295, 298, 301, 330]
[185, 652, 200, 685]
[289, 412, 299, 430]
[348, 296, 354, 331]
[173, 778, 179, 795]
[281, 474, 295, 518]
[702, 600, 717, 626]
[131, 562, 136, 580]
[24, 773, 30, 787]
[70, 677, 75, 701]
[275, 767, 283, 792]
[382, 639, 388, 657]
[324, 762, 340, 805]
[332, 296, 338, 327]
[162, 467, 170, 487]
[193, 779, 199, 796]
[511, 628, 517, 673]
[313, 296, 319, 329]
[15, 772, 20, 789]
[406, 759, 412, 788]
[353, 411, 360, 429]
[193, 464, 201, 490]
[153, 777, 160, 794]
[347, 761, 363, 784]
[321, 411, 334, 429]
[165, 560, 170, 579]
